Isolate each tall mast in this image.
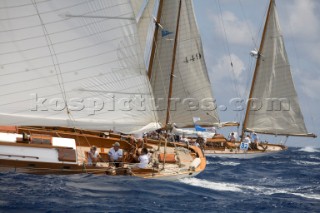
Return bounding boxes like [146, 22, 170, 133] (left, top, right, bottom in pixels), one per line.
[147, 0, 164, 79]
[241, 0, 273, 140]
[165, 0, 182, 125]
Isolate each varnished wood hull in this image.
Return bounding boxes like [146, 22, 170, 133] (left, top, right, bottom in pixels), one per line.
[204, 142, 287, 159]
[0, 126, 206, 180]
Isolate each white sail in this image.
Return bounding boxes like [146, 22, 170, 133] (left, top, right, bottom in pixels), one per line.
[130, 0, 155, 63]
[0, 0, 160, 133]
[149, 0, 219, 127]
[244, 0, 311, 136]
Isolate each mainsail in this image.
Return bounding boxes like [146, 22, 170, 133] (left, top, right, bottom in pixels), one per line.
[149, 0, 220, 127]
[0, 0, 160, 133]
[243, 0, 314, 137]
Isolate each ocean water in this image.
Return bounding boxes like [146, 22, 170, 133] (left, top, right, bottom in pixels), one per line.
[0, 147, 319, 213]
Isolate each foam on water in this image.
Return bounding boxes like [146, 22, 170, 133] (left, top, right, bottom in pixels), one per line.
[309, 155, 320, 160]
[292, 160, 320, 166]
[298, 147, 319, 153]
[218, 162, 240, 166]
[206, 160, 240, 166]
[290, 193, 320, 200]
[180, 178, 320, 201]
[180, 178, 242, 192]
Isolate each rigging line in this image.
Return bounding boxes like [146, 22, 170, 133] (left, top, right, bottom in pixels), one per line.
[237, 54, 253, 126]
[216, 0, 241, 99]
[238, 0, 258, 49]
[148, 2, 170, 124]
[31, 0, 74, 123]
[255, 1, 270, 49]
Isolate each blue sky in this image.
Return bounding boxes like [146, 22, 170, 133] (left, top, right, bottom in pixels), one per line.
[193, 0, 319, 147]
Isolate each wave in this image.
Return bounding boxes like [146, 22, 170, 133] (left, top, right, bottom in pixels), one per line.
[290, 193, 320, 200]
[298, 147, 319, 153]
[292, 160, 320, 166]
[309, 155, 320, 160]
[180, 178, 242, 192]
[206, 161, 240, 166]
[180, 178, 320, 200]
[218, 162, 240, 166]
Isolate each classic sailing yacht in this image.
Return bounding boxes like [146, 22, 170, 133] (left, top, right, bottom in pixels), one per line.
[146, 0, 315, 158]
[204, 0, 316, 157]
[147, 0, 238, 128]
[0, 0, 206, 179]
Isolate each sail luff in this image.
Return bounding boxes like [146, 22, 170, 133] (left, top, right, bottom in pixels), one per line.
[147, 0, 163, 79]
[243, 0, 314, 137]
[242, 0, 273, 139]
[165, 0, 182, 125]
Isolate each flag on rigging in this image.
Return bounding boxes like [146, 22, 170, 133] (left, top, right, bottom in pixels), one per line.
[161, 29, 173, 37]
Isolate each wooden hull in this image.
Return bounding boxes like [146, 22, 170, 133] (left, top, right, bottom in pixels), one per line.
[204, 149, 285, 159]
[0, 159, 203, 180]
[0, 126, 206, 180]
[204, 136, 287, 159]
[204, 143, 287, 159]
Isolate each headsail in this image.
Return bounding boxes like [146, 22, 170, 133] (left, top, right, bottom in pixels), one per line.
[130, 0, 155, 64]
[243, 0, 314, 137]
[149, 0, 220, 127]
[0, 0, 160, 133]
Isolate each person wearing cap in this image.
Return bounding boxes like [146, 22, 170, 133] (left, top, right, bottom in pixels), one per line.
[88, 145, 100, 166]
[108, 142, 123, 167]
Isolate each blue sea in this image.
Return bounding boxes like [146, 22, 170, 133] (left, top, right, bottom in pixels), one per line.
[1, 147, 319, 213]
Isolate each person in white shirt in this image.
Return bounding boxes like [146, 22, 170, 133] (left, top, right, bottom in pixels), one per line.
[88, 145, 100, 166]
[244, 135, 251, 143]
[108, 142, 123, 167]
[137, 148, 150, 169]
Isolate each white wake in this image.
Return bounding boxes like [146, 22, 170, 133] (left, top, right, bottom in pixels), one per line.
[298, 147, 319, 153]
[180, 178, 320, 200]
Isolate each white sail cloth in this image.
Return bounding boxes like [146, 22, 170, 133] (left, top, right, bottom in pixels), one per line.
[0, 0, 160, 134]
[149, 0, 220, 127]
[245, 1, 309, 136]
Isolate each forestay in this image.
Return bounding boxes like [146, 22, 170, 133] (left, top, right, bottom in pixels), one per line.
[0, 0, 160, 133]
[149, 0, 220, 127]
[244, 0, 310, 136]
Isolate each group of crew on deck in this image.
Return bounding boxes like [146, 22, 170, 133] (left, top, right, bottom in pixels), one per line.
[87, 142, 150, 169]
[228, 132, 264, 150]
[242, 132, 260, 149]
